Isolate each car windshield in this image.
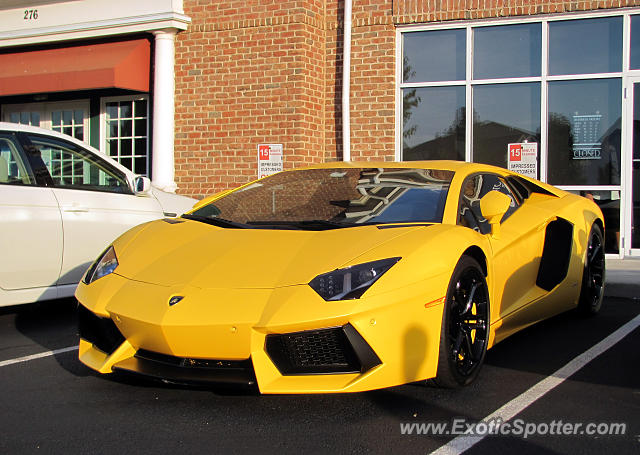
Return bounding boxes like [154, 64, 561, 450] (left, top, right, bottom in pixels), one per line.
[185, 167, 454, 230]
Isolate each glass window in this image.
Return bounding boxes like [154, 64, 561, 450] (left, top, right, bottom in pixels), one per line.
[473, 23, 541, 79]
[403, 29, 466, 82]
[402, 86, 465, 161]
[28, 135, 131, 194]
[568, 189, 620, 254]
[8, 111, 40, 127]
[631, 16, 640, 69]
[458, 173, 519, 233]
[549, 17, 622, 75]
[472, 83, 541, 171]
[51, 108, 85, 141]
[633, 163, 640, 249]
[105, 97, 149, 175]
[547, 79, 621, 185]
[0, 136, 35, 185]
[189, 168, 454, 228]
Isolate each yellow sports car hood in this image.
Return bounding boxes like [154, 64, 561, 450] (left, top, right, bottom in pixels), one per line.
[113, 218, 425, 289]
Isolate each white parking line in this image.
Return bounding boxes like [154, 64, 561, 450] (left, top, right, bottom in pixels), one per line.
[431, 313, 640, 455]
[0, 345, 78, 368]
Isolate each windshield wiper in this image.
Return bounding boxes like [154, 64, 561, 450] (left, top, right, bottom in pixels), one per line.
[246, 220, 349, 231]
[182, 214, 251, 229]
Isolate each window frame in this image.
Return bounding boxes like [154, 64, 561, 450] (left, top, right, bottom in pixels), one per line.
[100, 95, 150, 176]
[396, 8, 637, 189]
[24, 133, 133, 195]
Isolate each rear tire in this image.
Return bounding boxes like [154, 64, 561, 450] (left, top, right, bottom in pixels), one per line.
[577, 224, 605, 316]
[431, 256, 489, 388]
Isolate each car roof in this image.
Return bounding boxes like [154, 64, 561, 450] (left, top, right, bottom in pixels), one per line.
[0, 121, 134, 178]
[295, 159, 507, 175]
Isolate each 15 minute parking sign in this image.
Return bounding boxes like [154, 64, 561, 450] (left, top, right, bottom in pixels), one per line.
[257, 144, 283, 179]
[508, 142, 538, 179]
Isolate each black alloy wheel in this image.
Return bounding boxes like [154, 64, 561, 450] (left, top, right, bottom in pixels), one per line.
[433, 255, 489, 388]
[578, 224, 605, 315]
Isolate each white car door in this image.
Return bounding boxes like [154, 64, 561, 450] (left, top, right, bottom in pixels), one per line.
[0, 132, 63, 291]
[25, 133, 163, 285]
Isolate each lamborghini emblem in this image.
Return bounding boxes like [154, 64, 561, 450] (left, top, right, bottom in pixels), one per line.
[168, 296, 184, 306]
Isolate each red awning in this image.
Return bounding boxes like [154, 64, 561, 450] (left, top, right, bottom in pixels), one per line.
[0, 39, 150, 96]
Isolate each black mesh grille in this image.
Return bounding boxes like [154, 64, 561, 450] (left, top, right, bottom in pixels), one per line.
[266, 326, 362, 374]
[77, 303, 125, 355]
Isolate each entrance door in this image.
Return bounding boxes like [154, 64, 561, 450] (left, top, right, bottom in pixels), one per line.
[627, 80, 640, 255]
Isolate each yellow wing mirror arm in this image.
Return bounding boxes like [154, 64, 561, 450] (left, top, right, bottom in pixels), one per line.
[479, 191, 513, 239]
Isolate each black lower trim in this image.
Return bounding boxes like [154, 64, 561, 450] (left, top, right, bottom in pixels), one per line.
[112, 350, 256, 387]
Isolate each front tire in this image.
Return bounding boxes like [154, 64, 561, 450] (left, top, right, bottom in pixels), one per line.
[432, 256, 489, 388]
[577, 224, 605, 315]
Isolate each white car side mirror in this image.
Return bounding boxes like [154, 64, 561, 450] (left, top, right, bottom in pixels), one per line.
[134, 176, 151, 194]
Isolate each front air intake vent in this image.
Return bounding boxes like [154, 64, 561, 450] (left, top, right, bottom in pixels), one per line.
[265, 324, 381, 375]
[77, 304, 125, 355]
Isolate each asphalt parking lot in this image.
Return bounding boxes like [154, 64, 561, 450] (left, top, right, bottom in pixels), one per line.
[1, 263, 638, 454]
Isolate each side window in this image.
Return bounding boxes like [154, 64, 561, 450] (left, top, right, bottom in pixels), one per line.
[0, 135, 35, 186]
[27, 135, 131, 194]
[458, 173, 520, 233]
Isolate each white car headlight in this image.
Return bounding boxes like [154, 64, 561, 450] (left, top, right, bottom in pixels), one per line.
[83, 246, 118, 284]
[309, 257, 401, 301]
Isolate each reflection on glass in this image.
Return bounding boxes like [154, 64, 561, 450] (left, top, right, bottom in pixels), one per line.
[135, 157, 147, 175]
[403, 29, 465, 82]
[402, 86, 465, 161]
[633, 162, 640, 249]
[134, 99, 147, 118]
[548, 79, 621, 185]
[120, 120, 132, 137]
[633, 84, 640, 250]
[107, 140, 118, 156]
[569, 190, 620, 254]
[120, 102, 132, 118]
[106, 103, 118, 120]
[134, 119, 146, 137]
[135, 138, 146, 155]
[474, 23, 541, 79]
[631, 16, 640, 70]
[472, 83, 540, 170]
[121, 139, 132, 155]
[549, 17, 622, 75]
[634, 83, 640, 160]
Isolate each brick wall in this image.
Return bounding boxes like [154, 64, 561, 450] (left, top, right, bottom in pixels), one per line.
[175, 0, 326, 199]
[175, 0, 640, 198]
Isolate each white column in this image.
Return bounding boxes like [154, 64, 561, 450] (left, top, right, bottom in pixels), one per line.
[152, 29, 177, 192]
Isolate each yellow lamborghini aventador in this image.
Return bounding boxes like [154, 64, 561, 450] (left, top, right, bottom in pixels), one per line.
[76, 161, 605, 393]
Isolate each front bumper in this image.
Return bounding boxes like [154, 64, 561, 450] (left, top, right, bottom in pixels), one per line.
[76, 271, 447, 394]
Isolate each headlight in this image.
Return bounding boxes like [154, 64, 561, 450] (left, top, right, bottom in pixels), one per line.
[83, 246, 118, 284]
[309, 257, 401, 301]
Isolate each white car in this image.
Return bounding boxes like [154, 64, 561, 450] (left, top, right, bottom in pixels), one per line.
[0, 122, 196, 306]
